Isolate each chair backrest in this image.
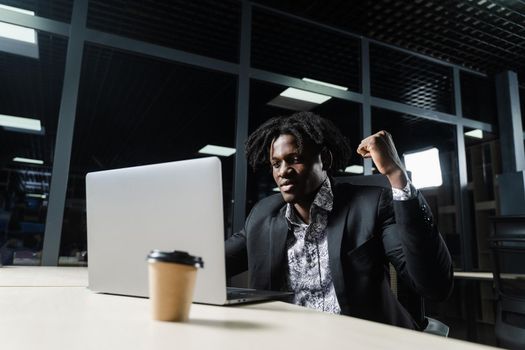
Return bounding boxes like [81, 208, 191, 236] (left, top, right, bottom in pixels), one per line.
[490, 216, 525, 348]
[334, 174, 391, 188]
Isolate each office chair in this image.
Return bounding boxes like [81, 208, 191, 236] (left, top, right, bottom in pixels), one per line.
[489, 216, 525, 349]
[389, 263, 449, 336]
[335, 174, 449, 336]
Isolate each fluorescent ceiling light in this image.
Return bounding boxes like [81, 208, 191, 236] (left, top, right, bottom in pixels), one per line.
[279, 88, 332, 104]
[0, 5, 39, 59]
[26, 193, 46, 199]
[273, 187, 280, 192]
[198, 145, 236, 157]
[344, 165, 364, 174]
[0, 114, 41, 131]
[464, 129, 483, 139]
[13, 157, 44, 165]
[404, 148, 443, 189]
[279, 77, 348, 104]
[270, 78, 348, 110]
[0, 5, 36, 43]
[302, 78, 348, 91]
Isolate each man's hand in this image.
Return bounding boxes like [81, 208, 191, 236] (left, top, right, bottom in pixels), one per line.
[357, 130, 408, 189]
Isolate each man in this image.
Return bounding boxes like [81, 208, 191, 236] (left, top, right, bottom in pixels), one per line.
[225, 111, 453, 330]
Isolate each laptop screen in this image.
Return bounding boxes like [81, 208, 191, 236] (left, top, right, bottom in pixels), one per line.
[86, 157, 228, 304]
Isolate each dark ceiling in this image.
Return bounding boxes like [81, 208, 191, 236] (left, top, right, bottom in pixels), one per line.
[0, 0, 523, 201]
[1, 0, 523, 80]
[255, 0, 525, 82]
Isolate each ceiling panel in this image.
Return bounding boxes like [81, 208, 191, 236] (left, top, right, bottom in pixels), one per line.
[254, 0, 525, 83]
[370, 43, 455, 113]
[251, 7, 361, 92]
[87, 0, 241, 62]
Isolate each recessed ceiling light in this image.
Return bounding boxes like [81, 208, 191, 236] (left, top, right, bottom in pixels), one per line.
[0, 114, 41, 131]
[0, 5, 36, 44]
[13, 157, 44, 165]
[404, 148, 443, 189]
[0, 4, 39, 59]
[279, 77, 348, 104]
[279, 88, 332, 104]
[464, 129, 483, 139]
[344, 165, 364, 174]
[269, 78, 348, 111]
[198, 145, 236, 157]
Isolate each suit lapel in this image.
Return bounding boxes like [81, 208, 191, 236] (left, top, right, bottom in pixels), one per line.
[327, 189, 351, 312]
[264, 185, 351, 297]
[269, 206, 288, 290]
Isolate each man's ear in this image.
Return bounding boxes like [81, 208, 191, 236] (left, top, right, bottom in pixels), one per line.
[321, 148, 333, 171]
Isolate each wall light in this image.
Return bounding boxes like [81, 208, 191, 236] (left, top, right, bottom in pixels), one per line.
[464, 129, 483, 139]
[403, 147, 443, 189]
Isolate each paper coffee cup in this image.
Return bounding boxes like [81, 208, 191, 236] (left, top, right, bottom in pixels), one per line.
[147, 250, 204, 322]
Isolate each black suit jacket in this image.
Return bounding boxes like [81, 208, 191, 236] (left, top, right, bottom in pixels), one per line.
[225, 181, 453, 329]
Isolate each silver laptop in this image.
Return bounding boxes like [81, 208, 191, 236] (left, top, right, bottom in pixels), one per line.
[86, 157, 292, 304]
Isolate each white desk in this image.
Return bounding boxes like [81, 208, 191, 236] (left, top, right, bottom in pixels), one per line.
[0, 266, 87, 286]
[0, 267, 499, 350]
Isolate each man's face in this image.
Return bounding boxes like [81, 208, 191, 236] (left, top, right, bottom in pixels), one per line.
[270, 134, 326, 205]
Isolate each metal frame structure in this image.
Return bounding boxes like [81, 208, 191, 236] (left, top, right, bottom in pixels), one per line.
[39, 0, 88, 266]
[0, 0, 520, 269]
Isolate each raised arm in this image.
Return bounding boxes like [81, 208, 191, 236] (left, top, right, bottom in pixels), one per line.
[358, 130, 453, 300]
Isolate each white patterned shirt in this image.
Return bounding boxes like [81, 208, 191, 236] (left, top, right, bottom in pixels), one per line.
[285, 178, 341, 314]
[284, 178, 415, 314]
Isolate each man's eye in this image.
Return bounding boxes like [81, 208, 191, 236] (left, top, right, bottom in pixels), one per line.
[291, 156, 300, 163]
[272, 162, 281, 169]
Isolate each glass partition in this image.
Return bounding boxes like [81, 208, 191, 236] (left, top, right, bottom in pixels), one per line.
[0, 31, 67, 265]
[59, 44, 237, 265]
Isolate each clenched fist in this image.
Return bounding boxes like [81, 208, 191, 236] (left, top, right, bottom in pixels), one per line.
[357, 130, 408, 189]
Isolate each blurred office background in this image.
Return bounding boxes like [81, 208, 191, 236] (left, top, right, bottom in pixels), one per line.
[0, 0, 524, 346]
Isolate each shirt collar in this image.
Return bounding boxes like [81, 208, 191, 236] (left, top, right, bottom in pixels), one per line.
[285, 177, 334, 226]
